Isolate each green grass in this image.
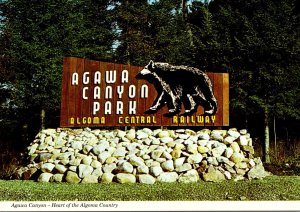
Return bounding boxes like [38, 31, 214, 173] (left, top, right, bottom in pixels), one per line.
[0, 176, 299, 201]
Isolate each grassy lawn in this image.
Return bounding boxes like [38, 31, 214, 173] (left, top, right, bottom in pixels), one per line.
[0, 176, 299, 201]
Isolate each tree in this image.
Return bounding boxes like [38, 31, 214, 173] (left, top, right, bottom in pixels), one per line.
[1, 0, 115, 136]
[210, 0, 300, 163]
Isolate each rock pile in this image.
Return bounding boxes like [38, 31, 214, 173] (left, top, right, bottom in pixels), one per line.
[15, 128, 269, 184]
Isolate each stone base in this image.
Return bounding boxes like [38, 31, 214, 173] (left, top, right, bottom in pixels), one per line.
[15, 127, 269, 183]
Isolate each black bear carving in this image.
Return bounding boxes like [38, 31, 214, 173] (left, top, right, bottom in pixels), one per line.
[136, 60, 217, 117]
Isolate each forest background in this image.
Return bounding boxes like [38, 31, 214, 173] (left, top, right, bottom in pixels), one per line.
[0, 0, 299, 177]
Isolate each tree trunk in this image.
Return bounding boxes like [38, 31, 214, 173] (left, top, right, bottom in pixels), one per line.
[182, 0, 194, 47]
[273, 116, 277, 160]
[41, 108, 45, 130]
[264, 109, 271, 163]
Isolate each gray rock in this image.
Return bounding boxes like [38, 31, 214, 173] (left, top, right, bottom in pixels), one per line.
[41, 163, 55, 173]
[230, 142, 240, 153]
[113, 147, 126, 157]
[60, 159, 69, 165]
[117, 130, 126, 138]
[51, 174, 64, 182]
[81, 175, 99, 183]
[210, 130, 224, 142]
[212, 146, 226, 157]
[224, 147, 234, 158]
[197, 146, 209, 154]
[217, 156, 229, 164]
[138, 174, 156, 184]
[157, 131, 170, 138]
[227, 129, 240, 139]
[38, 173, 53, 182]
[103, 163, 117, 173]
[161, 160, 174, 171]
[68, 166, 77, 172]
[175, 163, 192, 172]
[93, 141, 109, 155]
[118, 161, 134, 173]
[160, 137, 173, 144]
[150, 166, 163, 177]
[230, 152, 244, 164]
[151, 149, 164, 159]
[125, 129, 136, 141]
[162, 151, 172, 160]
[82, 156, 93, 165]
[45, 136, 53, 145]
[57, 152, 73, 160]
[98, 151, 111, 164]
[92, 168, 103, 177]
[238, 135, 248, 146]
[129, 156, 145, 167]
[187, 154, 203, 164]
[178, 169, 200, 183]
[187, 144, 198, 154]
[71, 141, 83, 150]
[249, 159, 256, 167]
[137, 164, 149, 174]
[69, 158, 81, 166]
[55, 164, 67, 174]
[116, 173, 136, 183]
[91, 160, 102, 169]
[137, 130, 149, 139]
[157, 172, 178, 183]
[101, 173, 114, 183]
[247, 164, 267, 179]
[174, 157, 186, 168]
[224, 136, 236, 145]
[207, 157, 219, 166]
[171, 148, 182, 159]
[242, 145, 254, 154]
[197, 132, 210, 140]
[198, 139, 209, 147]
[224, 171, 231, 180]
[203, 168, 225, 182]
[239, 129, 247, 135]
[39, 153, 52, 162]
[65, 171, 81, 183]
[83, 145, 93, 154]
[78, 164, 93, 178]
[235, 162, 248, 169]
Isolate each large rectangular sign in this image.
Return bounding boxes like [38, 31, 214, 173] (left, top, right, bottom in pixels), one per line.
[60, 57, 229, 127]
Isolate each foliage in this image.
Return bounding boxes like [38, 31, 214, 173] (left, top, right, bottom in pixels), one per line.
[0, 0, 299, 157]
[210, 0, 300, 121]
[0, 0, 115, 135]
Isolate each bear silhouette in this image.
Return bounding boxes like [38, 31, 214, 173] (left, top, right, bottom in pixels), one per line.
[136, 60, 217, 117]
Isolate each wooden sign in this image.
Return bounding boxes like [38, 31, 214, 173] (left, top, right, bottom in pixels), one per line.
[60, 57, 229, 127]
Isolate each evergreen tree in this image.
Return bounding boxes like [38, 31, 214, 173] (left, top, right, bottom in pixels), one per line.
[211, 0, 300, 162]
[1, 0, 115, 135]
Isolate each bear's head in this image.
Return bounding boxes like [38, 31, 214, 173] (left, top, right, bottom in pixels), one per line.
[135, 60, 159, 83]
[135, 60, 155, 79]
[136, 60, 170, 80]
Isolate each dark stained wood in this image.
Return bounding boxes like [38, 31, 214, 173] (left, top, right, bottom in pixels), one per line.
[67, 57, 77, 126]
[203, 73, 214, 127]
[60, 57, 229, 127]
[104, 62, 115, 126]
[213, 73, 223, 127]
[60, 57, 71, 127]
[114, 63, 123, 127]
[75, 58, 84, 126]
[223, 73, 230, 126]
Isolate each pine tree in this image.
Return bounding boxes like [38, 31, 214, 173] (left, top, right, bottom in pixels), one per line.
[1, 0, 115, 133]
[211, 0, 300, 163]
